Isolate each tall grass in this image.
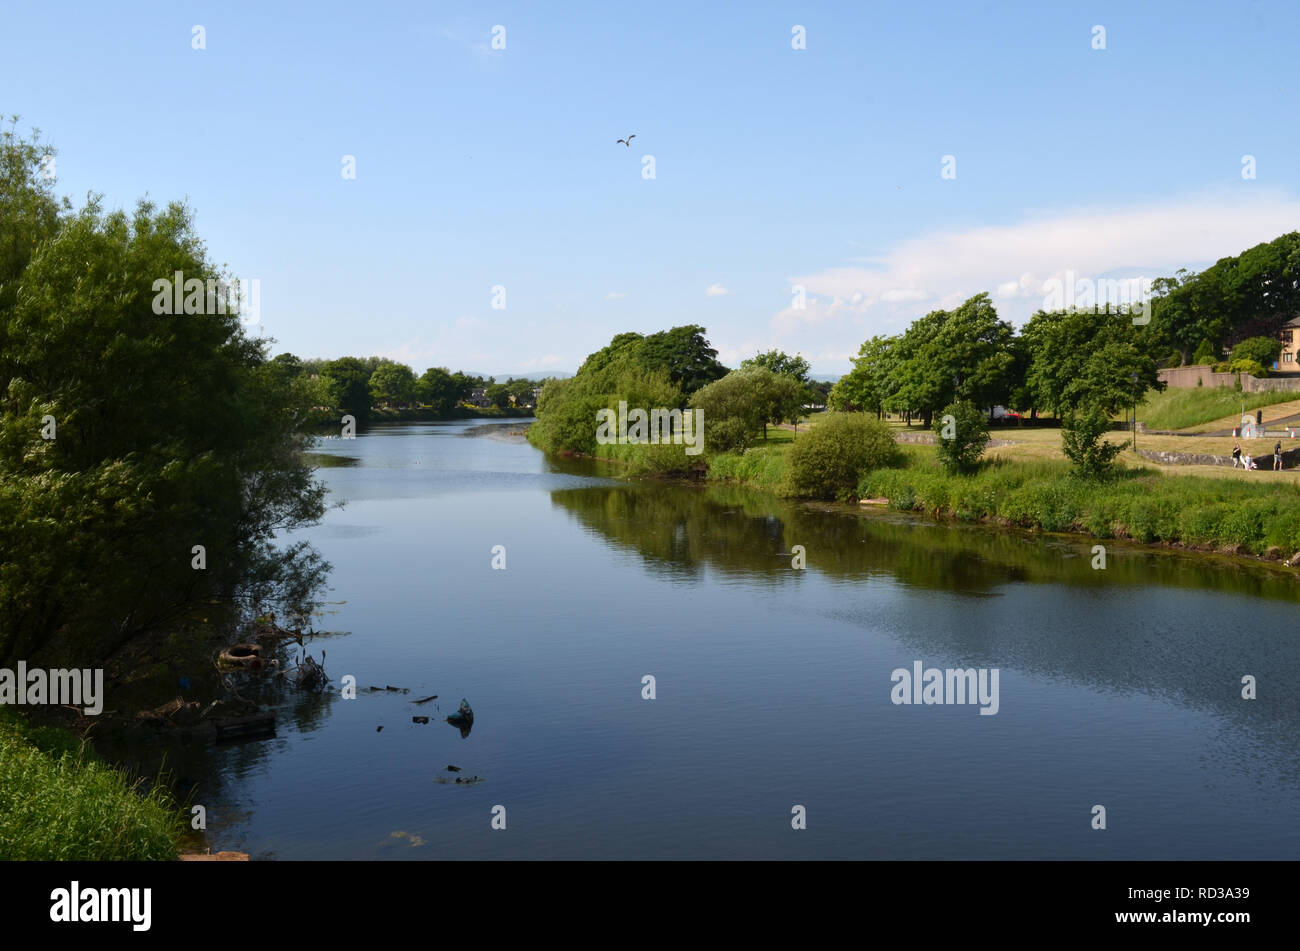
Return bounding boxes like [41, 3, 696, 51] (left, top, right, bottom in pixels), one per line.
[860, 456, 1300, 553]
[702, 445, 789, 493]
[1138, 387, 1296, 431]
[0, 710, 184, 860]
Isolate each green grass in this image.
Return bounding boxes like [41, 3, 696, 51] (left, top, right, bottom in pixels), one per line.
[859, 455, 1300, 554]
[703, 444, 789, 491]
[1137, 386, 1296, 431]
[0, 709, 185, 860]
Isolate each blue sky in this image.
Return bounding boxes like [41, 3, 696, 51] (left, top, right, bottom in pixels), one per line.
[4, 0, 1298, 376]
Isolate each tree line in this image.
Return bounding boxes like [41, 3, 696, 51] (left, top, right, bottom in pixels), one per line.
[528, 324, 829, 457]
[266, 354, 551, 423]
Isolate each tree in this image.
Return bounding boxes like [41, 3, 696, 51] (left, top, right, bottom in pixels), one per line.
[578, 326, 728, 398]
[269, 352, 305, 379]
[369, 362, 416, 407]
[507, 377, 536, 406]
[934, 400, 990, 474]
[0, 131, 327, 664]
[830, 336, 899, 418]
[741, 349, 811, 385]
[416, 366, 459, 413]
[637, 324, 729, 395]
[687, 368, 774, 453]
[485, 382, 510, 408]
[321, 357, 372, 421]
[1023, 306, 1162, 417]
[887, 293, 1015, 426]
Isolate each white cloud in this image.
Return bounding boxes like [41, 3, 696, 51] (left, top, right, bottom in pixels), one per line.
[704, 283, 729, 297]
[604, 292, 626, 300]
[772, 188, 1300, 357]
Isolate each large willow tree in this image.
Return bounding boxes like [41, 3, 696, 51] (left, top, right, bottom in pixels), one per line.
[0, 121, 328, 666]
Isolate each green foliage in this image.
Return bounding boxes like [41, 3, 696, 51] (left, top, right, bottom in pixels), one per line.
[703, 444, 789, 492]
[830, 335, 899, 415]
[0, 126, 328, 664]
[1230, 336, 1280, 369]
[415, 366, 460, 413]
[321, 356, 373, 422]
[0, 710, 184, 859]
[1228, 358, 1268, 378]
[528, 354, 684, 462]
[1192, 338, 1219, 365]
[740, 349, 811, 384]
[1150, 235, 1300, 363]
[887, 293, 1016, 424]
[859, 455, 1300, 555]
[368, 361, 416, 407]
[1060, 404, 1125, 480]
[784, 413, 902, 500]
[934, 400, 990, 474]
[1022, 306, 1163, 416]
[689, 366, 803, 452]
[577, 324, 727, 396]
[1137, 386, 1294, 430]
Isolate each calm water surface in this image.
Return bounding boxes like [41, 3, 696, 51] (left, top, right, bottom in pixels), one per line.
[192, 420, 1300, 859]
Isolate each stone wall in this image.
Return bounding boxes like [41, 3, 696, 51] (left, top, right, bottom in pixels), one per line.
[1158, 365, 1300, 393]
[1137, 447, 1300, 468]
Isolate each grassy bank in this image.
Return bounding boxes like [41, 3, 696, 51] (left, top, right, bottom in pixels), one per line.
[702, 435, 1300, 556]
[0, 709, 185, 860]
[1137, 386, 1297, 431]
[861, 455, 1300, 554]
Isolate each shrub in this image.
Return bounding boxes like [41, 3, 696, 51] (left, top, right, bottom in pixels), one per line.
[1230, 336, 1282, 369]
[933, 400, 990, 474]
[1061, 404, 1125, 480]
[784, 413, 901, 499]
[1228, 358, 1268, 378]
[1192, 339, 1218, 365]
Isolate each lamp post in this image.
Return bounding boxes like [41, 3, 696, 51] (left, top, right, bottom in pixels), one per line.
[1130, 372, 1139, 451]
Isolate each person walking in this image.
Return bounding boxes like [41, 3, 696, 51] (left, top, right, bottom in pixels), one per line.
[1232, 442, 1242, 468]
[1275, 439, 1283, 471]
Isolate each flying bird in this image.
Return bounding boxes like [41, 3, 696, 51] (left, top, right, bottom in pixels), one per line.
[616, 134, 636, 147]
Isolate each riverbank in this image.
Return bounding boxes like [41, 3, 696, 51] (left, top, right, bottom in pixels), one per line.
[0, 708, 186, 860]
[700, 438, 1300, 563]
[308, 405, 534, 428]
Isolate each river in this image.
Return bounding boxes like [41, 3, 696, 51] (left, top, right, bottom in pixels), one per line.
[182, 419, 1300, 859]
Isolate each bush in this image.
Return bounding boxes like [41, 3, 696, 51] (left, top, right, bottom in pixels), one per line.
[1192, 339, 1218, 365]
[1061, 404, 1125, 480]
[1231, 336, 1282, 369]
[1228, 358, 1268, 378]
[784, 413, 901, 499]
[934, 400, 990, 474]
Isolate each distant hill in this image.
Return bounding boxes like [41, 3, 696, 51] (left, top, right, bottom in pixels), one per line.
[459, 370, 573, 382]
[513, 371, 573, 382]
